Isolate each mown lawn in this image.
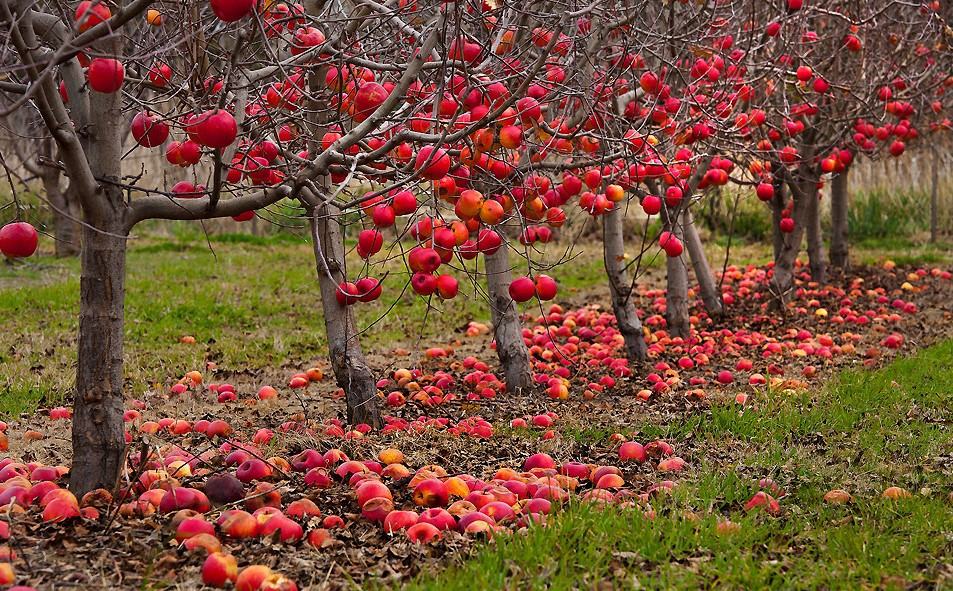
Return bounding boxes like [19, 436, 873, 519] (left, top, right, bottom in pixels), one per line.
[405, 340, 953, 590]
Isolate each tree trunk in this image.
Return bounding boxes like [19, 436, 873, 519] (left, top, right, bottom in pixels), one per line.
[69, 218, 128, 495]
[771, 176, 786, 261]
[27, 139, 80, 257]
[829, 168, 849, 272]
[770, 171, 815, 306]
[42, 172, 80, 257]
[309, 204, 381, 428]
[603, 207, 647, 362]
[485, 242, 532, 391]
[69, 49, 128, 495]
[930, 145, 939, 243]
[805, 180, 826, 283]
[662, 208, 690, 338]
[682, 209, 723, 317]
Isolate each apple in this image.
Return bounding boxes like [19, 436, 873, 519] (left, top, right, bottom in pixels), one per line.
[0, 222, 38, 258]
[192, 110, 238, 149]
[87, 58, 125, 93]
[509, 277, 536, 302]
[210, 0, 255, 22]
[131, 111, 170, 148]
[415, 146, 451, 180]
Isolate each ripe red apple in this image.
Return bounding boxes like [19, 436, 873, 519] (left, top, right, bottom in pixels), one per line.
[417, 507, 456, 531]
[383, 510, 419, 533]
[355, 277, 382, 302]
[87, 58, 125, 93]
[408, 247, 441, 273]
[131, 111, 170, 148]
[202, 552, 238, 587]
[618, 441, 646, 462]
[524, 453, 556, 471]
[193, 110, 238, 149]
[516, 96, 542, 123]
[406, 521, 441, 544]
[259, 515, 303, 542]
[357, 230, 383, 259]
[171, 181, 205, 198]
[335, 282, 360, 306]
[415, 146, 451, 180]
[509, 276, 536, 302]
[641, 195, 662, 215]
[210, 0, 255, 22]
[235, 565, 272, 591]
[535, 275, 557, 301]
[391, 190, 418, 215]
[291, 449, 326, 472]
[412, 479, 449, 508]
[658, 231, 683, 257]
[889, 140, 905, 157]
[286, 498, 321, 519]
[0, 222, 39, 258]
[74, 1, 111, 32]
[352, 82, 389, 122]
[148, 62, 172, 87]
[436, 275, 459, 300]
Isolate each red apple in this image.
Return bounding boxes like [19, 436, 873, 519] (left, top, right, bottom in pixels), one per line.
[0, 222, 38, 258]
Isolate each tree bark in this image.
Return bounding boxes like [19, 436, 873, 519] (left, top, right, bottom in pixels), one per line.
[770, 168, 816, 306]
[930, 145, 939, 243]
[770, 176, 786, 261]
[42, 172, 80, 257]
[805, 178, 826, 283]
[661, 208, 690, 338]
[603, 207, 647, 362]
[829, 167, 849, 272]
[309, 204, 381, 428]
[69, 37, 128, 495]
[485, 242, 532, 391]
[70, 219, 128, 495]
[682, 209, 723, 317]
[24, 139, 80, 257]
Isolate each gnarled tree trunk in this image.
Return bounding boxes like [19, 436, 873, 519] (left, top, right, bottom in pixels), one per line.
[310, 203, 381, 428]
[829, 167, 849, 272]
[682, 209, 723, 317]
[485, 241, 532, 391]
[603, 207, 647, 362]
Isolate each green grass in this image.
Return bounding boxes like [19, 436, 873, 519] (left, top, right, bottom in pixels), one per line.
[406, 341, 953, 590]
[0, 232, 615, 417]
[2, 229, 948, 418]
